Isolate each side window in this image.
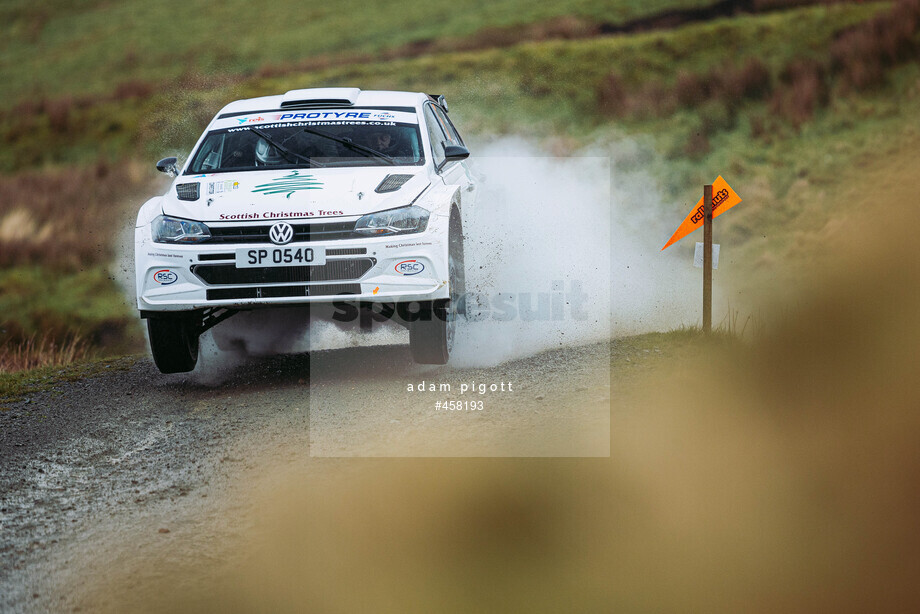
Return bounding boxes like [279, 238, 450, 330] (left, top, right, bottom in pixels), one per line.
[431, 105, 463, 146]
[423, 105, 448, 167]
[444, 114, 465, 146]
[192, 134, 226, 171]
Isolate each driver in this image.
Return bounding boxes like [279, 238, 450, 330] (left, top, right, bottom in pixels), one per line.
[365, 129, 406, 157]
[254, 136, 285, 166]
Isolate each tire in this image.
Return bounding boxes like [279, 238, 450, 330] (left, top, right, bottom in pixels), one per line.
[410, 215, 464, 364]
[147, 315, 200, 373]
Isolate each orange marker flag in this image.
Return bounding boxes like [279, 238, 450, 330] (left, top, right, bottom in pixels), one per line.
[661, 176, 742, 250]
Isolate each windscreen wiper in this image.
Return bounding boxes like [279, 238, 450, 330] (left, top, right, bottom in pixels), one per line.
[250, 128, 325, 167]
[300, 127, 396, 165]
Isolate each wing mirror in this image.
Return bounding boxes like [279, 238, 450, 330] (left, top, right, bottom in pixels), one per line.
[156, 156, 180, 177]
[443, 144, 470, 163]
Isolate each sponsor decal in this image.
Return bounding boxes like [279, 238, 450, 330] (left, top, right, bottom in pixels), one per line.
[279, 111, 374, 121]
[227, 120, 396, 133]
[690, 188, 730, 224]
[661, 175, 742, 250]
[153, 269, 178, 285]
[208, 180, 240, 195]
[395, 260, 425, 276]
[220, 213, 265, 220]
[217, 209, 344, 221]
[385, 241, 434, 249]
[252, 170, 323, 199]
[276, 111, 396, 123]
[218, 109, 417, 131]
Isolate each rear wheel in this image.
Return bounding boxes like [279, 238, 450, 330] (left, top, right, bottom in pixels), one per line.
[410, 216, 464, 364]
[147, 316, 200, 373]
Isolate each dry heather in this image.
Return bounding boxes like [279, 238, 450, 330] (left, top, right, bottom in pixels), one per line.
[600, 0, 920, 128]
[0, 160, 154, 370]
[0, 332, 88, 373]
[0, 160, 148, 270]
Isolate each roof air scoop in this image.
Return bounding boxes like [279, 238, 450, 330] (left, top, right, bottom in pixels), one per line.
[280, 87, 361, 108]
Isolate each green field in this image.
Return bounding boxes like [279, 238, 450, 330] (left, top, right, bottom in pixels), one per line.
[1, 0, 723, 105]
[1, 0, 918, 372]
[0, 2, 894, 171]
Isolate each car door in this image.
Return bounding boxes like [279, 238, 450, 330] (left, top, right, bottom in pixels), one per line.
[423, 103, 473, 202]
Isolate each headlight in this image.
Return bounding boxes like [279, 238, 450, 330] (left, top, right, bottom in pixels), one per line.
[151, 215, 211, 243]
[354, 205, 429, 236]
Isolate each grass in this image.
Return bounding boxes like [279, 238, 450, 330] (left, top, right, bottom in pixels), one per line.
[0, 1, 891, 173]
[0, 158, 155, 372]
[0, 160, 155, 268]
[0, 160, 152, 373]
[666, 60, 920, 251]
[0, 0, 731, 107]
[0, 354, 139, 404]
[0, 265, 141, 352]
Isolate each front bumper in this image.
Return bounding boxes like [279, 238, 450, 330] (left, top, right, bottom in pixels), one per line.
[135, 219, 449, 312]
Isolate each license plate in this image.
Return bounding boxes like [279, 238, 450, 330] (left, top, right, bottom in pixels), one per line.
[235, 246, 326, 268]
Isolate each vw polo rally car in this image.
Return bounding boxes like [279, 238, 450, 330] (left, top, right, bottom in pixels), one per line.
[135, 88, 474, 373]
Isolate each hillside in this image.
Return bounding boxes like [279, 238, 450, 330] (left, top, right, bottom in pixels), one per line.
[0, 0, 793, 105]
[1, 0, 919, 371]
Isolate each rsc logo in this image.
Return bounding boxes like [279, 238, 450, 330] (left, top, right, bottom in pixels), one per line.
[153, 269, 178, 285]
[395, 260, 425, 275]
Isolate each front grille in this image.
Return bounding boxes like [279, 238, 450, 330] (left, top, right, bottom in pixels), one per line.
[191, 258, 375, 285]
[207, 284, 361, 301]
[326, 247, 366, 256]
[205, 221, 357, 244]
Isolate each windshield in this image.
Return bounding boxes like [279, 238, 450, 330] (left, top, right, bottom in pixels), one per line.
[186, 112, 424, 173]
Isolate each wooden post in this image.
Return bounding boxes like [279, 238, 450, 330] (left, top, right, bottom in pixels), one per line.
[703, 184, 713, 334]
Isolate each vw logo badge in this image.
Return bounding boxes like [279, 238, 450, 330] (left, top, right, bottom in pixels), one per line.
[269, 222, 294, 245]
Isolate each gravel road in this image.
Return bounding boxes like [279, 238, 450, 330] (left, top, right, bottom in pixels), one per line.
[0, 341, 610, 613]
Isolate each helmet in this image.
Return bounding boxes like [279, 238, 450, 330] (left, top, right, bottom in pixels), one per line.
[254, 137, 285, 166]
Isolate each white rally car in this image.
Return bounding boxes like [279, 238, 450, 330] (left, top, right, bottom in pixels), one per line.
[135, 88, 474, 373]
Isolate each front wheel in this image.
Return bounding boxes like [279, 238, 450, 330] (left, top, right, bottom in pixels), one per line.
[409, 299, 454, 364]
[147, 316, 200, 373]
[410, 219, 464, 364]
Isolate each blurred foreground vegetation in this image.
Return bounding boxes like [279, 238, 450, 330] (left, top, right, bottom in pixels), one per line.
[97, 189, 920, 609]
